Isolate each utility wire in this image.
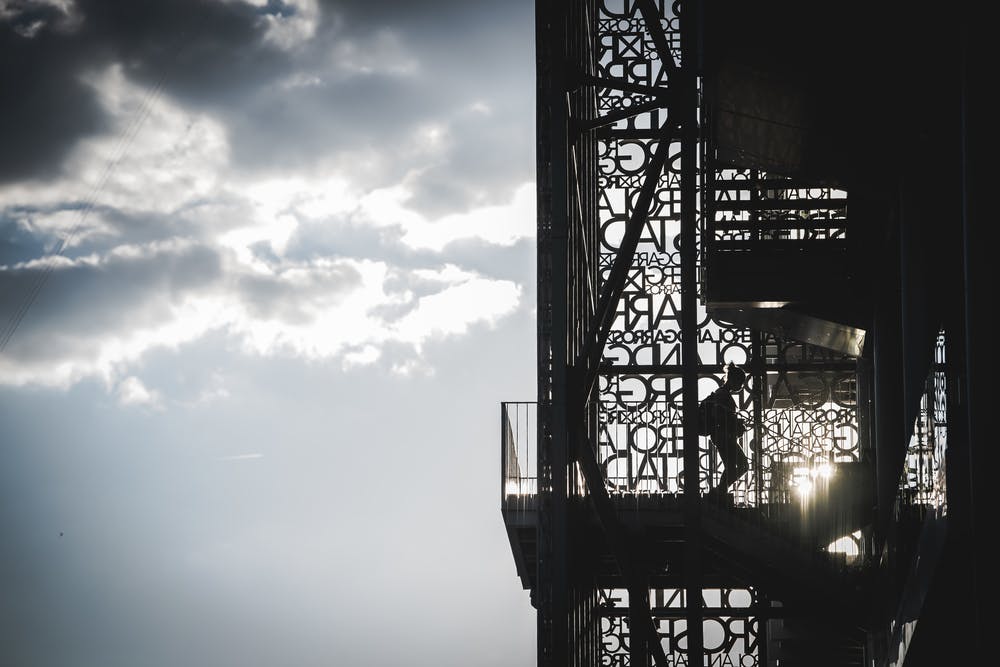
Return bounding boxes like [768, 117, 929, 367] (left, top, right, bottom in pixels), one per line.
[0, 76, 167, 354]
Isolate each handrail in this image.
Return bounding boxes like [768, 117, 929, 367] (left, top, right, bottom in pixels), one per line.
[500, 402, 538, 513]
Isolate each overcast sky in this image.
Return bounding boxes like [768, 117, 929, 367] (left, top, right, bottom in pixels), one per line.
[0, 1, 536, 664]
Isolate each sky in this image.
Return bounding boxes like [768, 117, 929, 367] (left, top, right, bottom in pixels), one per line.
[0, 1, 537, 664]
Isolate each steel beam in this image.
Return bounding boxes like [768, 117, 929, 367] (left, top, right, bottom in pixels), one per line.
[579, 72, 673, 98]
[575, 98, 667, 132]
[680, 1, 705, 664]
[572, 418, 670, 667]
[575, 129, 672, 403]
[637, 0, 679, 75]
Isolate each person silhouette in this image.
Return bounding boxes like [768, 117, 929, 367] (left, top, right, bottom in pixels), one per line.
[699, 362, 749, 500]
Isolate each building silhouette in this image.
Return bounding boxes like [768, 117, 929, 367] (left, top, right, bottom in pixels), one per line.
[501, 1, 986, 665]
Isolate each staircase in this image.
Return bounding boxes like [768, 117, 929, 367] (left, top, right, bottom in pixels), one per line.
[699, 499, 871, 621]
[703, 173, 867, 356]
[768, 615, 868, 667]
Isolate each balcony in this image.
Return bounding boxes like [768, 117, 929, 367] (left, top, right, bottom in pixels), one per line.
[702, 173, 867, 358]
[500, 401, 538, 590]
[501, 379, 876, 600]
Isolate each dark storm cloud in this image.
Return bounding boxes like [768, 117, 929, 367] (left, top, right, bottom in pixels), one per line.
[222, 71, 439, 174]
[1, 0, 534, 381]
[1, 201, 231, 261]
[0, 241, 223, 362]
[403, 98, 534, 217]
[0, 17, 106, 181]
[210, 0, 536, 209]
[0, 0, 266, 182]
[311, 0, 537, 207]
[76, 0, 285, 101]
[1, 0, 534, 211]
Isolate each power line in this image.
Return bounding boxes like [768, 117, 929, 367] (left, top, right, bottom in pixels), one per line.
[0, 75, 167, 354]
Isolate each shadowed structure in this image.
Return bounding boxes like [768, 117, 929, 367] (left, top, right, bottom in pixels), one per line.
[501, 1, 986, 665]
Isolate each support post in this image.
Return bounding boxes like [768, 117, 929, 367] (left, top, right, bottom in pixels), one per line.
[680, 2, 705, 665]
[535, 0, 568, 664]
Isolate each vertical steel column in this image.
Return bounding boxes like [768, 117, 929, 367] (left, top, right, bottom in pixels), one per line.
[749, 170, 763, 517]
[629, 585, 649, 667]
[959, 7, 985, 649]
[536, 0, 569, 664]
[549, 5, 571, 665]
[872, 207, 903, 545]
[680, 1, 705, 665]
[751, 332, 765, 515]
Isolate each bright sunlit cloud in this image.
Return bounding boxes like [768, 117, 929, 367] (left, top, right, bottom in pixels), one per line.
[358, 180, 535, 251]
[116, 375, 163, 409]
[0, 63, 531, 392]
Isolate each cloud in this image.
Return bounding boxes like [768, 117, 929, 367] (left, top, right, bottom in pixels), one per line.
[116, 375, 162, 409]
[0, 239, 226, 386]
[342, 343, 379, 367]
[0, 3, 534, 397]
[1, 0, 535, 228]
[0, 0, 81, 37]
[0, 65, 230, 252]
[1, 3, 539, 664]
[355, 181, 535, 251]
[0, 238, 522, 388]
[328, 27, 417, 77]
[391, 269, 520, 347]
[259, 0, 320, 50]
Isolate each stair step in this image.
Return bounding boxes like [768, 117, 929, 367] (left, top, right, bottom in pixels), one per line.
[713, 198, 847, 212]
[710, 219, 847, 231]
